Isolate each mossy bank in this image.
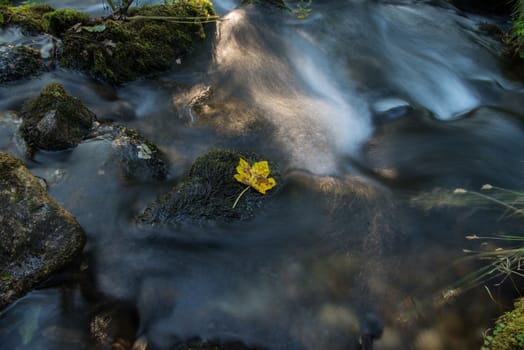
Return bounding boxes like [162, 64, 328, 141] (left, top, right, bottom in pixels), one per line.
[60, 2, 216, 84]
[512, 0, 524, 60]
[483, 298, 524, 350]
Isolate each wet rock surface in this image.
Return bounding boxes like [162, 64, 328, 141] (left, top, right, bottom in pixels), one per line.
[0, 44, 45, 83]
[19, 82, 96, 151]
[137, 150, 280, 226]
[447, 0, 515, 15]
[90, 123, 168, 182]
[0, 152, 86, 309]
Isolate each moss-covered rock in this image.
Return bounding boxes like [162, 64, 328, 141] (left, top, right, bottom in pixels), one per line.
[43, 8, 90, 37]
[483, 297, 524, 350]
[0, 44, 45, 83]
[91, 123, 168, 182]
[137, 150, 280, 226]
[0, 152, 86, 309]
[60, 2, 215, 84]
[19, 82, 96, 151]
[511, 0, 524, 59]
[0, 4, 55, 33]
[0, 5, 89, 36]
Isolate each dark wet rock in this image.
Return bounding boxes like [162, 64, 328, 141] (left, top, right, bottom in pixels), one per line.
[0, 43, 45, 82]
[240, 0, 287, 9]
[137, 150, 280, 226]
[171, 337, 265, 350]
[90, 124, 168, 182]
[0, 152, 86, 309]
[359, 313, 384, 350]
[478, 23, 505, 39]
[59, 3, 216, 84]
[89, 302, 139, 348]
[19, 82, 96, 151]
[447, 0, 516, 15]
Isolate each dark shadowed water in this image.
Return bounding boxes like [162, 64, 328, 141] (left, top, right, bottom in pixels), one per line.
[2, 0, 524, 349]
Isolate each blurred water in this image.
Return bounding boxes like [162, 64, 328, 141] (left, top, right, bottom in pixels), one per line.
[1, 0, 524, 349]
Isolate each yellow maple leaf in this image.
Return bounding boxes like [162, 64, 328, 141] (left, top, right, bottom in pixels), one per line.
[232, 158, 277, 208]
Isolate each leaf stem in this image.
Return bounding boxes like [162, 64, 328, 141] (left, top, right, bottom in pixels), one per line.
[232, 185, 251, 209]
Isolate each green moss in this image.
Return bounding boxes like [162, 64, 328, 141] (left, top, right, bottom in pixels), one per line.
[60, 3, 215, 84]
[0, 4, 54, 33]
[483, 298, 524, 350]
[43, 8, 90, 37]
[512, 0, 524, 59]
[0, 5, 89, 37]
[19, 83, 96, 150]
[0, 272, 10, 282]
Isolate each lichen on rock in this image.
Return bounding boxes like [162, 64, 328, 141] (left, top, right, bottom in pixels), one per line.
[137, 149, 280, 226]
[0, 152, 86, 309]
[19, 82, 96, 151]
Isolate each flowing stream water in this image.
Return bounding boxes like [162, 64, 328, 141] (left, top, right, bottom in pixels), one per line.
[2, 0, 524, 349]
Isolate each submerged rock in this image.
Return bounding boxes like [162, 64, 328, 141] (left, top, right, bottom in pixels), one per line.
[0, 152, 86, 309]
[59, 3, 216, 84]
[0, 44, 45, 83]
[91, 124, 168, 182]
[19, 82, 96, 151]
[137, 150, 280, 225]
